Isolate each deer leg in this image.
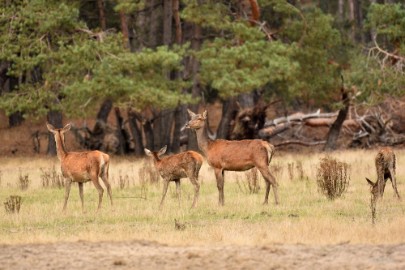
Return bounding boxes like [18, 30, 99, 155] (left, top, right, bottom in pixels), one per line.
[100, 172, 113, 207]
[78, 182, 84, 212]
[91, 176, 104, 211]
[389, 168, 400, 199]
[258, 166, 279, 205]
[214, 168, 225, 206]
[62, 178, 72, 211]
[160, 180, 170, 209]
[189, 176, 200, 208]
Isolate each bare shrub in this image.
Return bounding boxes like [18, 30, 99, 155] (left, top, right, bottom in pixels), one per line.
[316, 156, 350, 200]
[287, 162, 295, 181]
[18, 170, 29, 191]
[270, 163, 283, 179]
[296, 161, 305, 180]
[40, 166, 64, 188]
[0, 170, 2, 187]
[138, 160, 160, 184]
[4, 195, 22, 214]
[245, 168, 260, 194]
[117, 170, 130, 190]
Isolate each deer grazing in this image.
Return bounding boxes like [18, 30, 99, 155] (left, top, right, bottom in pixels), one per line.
[366, 147, 400, 223]
[144, 145, 203, 208]
[46, 123, 113, 211]
[183, 109, 278, 206]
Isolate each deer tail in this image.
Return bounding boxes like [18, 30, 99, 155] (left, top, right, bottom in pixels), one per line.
[99, 153, 110, 179]
[263, 142, 275, 165]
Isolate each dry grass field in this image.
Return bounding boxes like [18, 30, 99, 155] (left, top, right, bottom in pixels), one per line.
[1, 148, 405, 269]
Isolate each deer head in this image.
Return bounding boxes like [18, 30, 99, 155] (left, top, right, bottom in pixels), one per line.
[366, 177, 382, 200]
[144, 145, 167, 159]
[182, 109, 207, 130]
[46, 123, 72, 142]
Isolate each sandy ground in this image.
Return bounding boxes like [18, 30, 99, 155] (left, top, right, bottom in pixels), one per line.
[1, 241, 405, 269]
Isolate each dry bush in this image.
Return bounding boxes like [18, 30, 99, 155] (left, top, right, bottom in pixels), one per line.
[0, 170, 2, 187]
[138, 159, 160, 184]
[117, 170, 130, 190]
[316, 156, 350, 200]
[4, 195, 22, 214]
[296, 161, 305, 180]
[245, 168, 260, 194]
[18, 170, 29, 191]
[40, 166, 64, 188]
[287, 162, 294, 181]
[270, 163, 283, 179]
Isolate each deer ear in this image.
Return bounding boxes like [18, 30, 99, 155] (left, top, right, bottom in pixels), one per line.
[202, 110, 207, 119]
[187, 109, 196, 119]
[158, 145, 167, 156]
[366, 177, 375, 186]
[62, 123, 72, 132]
[46, 123, 56, 133]
[144, 148, 152, 156]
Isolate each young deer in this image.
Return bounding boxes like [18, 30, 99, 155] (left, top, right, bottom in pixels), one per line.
[183, 109, 278, 206]
[366, 147, 400, 223]
[46, 123, 113, 211]
[144, 146, 203, 208]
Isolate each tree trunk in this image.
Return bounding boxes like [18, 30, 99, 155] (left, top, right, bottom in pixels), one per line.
[173, 0, 182, 44]
[187, 10, 203, 150]
[171, 105, 186, 153]
[348, 0, 356, 42]
[143, 120, 154, 151]
[217, 98, 239, 139]
[47, 110, 63, 156]
[128, 111, 145, 156]
[148, 0, 161, 48]
[8, 112, 24, 127]
[93, 99, 113, 135]
[119, 10, 130, 49]
[97, 0, 106, 31]
[324, 87, 350, 151]
[114, 107, 127, 155]
[163, 0, 173, 45]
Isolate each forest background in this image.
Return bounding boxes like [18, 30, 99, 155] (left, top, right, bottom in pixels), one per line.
[0, 0, 404, 157]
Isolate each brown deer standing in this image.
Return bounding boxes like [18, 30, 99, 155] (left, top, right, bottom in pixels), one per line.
[366, 147, 400, 223]
[183, 109, 278, 206]
[144, 145, 203, 208]
[46, 123, 113, 211]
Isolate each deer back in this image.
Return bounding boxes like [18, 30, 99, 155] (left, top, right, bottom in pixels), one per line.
[61, 150, 108, 181]
[156, 151, 203, 179]
[206, 139, 273, 171]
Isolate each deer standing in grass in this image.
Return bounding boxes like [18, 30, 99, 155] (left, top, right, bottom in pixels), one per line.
[144, 146, 203, 208]
[183, 109, 278, 206]
[46, 123, 113, 212]
[366, 147, 400, 223]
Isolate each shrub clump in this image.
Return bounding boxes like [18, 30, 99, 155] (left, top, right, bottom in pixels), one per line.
[316, 156, 350, 200]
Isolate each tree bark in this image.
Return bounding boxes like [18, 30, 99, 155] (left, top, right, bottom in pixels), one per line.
[324, 86, 350, 151]
[47, 110, 63, 156]
[187, 10, 203, 150]
[148, 0, 161, 48]
[97, 0, 106, 31]
[172, 0, 182, 44]
[119, 10, 130, 49]
[128, 111, 145, 156]
[217, 98, 239, 139]
[114, 107, 127, 155]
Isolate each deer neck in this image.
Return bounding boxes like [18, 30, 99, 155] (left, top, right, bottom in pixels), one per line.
[54, 132, 68, 161]
[194, 121, 211, 156]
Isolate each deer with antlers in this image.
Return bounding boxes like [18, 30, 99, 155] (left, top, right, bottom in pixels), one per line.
[144, 146, 203, 208]
[46, 123, 113, 212]
[183, 109, 278, 206]
[366, 147, 400, 223]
